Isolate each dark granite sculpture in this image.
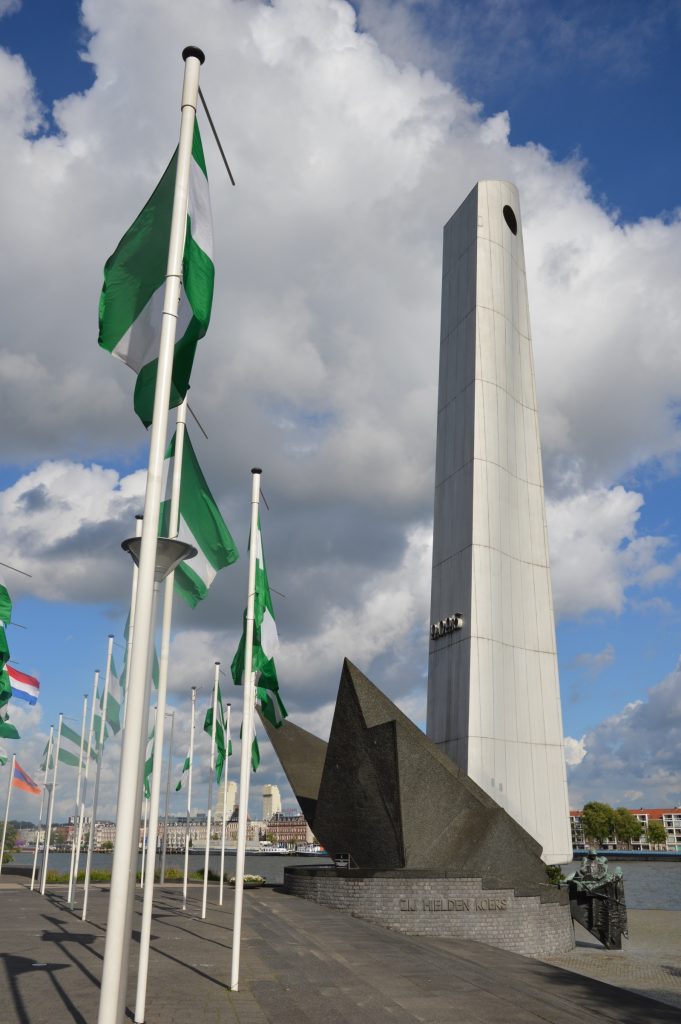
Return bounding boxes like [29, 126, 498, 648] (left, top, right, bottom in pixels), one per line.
[266, 658, 558, 895]
[565, 851, 628, 949]
[258, 713, 327, 825]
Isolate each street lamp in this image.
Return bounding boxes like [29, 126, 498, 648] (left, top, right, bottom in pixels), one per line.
[121, 536, 197, 581]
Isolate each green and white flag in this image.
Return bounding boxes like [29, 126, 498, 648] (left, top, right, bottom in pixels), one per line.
[239, 721, 260, 773]
[203, 685, 232, 784]
[40, 738, 53, 772]
[231, 516, 287, 729]
[143, 727, 155, 799]
[0, 667, 11, 712]
[159, 430, 238, 608]
[93, 653, 122, 749]
[175, 754, 191, 792]
[0, 711, 19, 740]
[59, 723, 84, 767]
[0, 627, 9, 675]
[98, 120, 215, 427]
[0, 571, 12, 628]
[0, 746, 8, 766]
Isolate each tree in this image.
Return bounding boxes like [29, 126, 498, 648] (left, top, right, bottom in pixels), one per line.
[613, 807, 643, 849]
[646, 820, 667, 848]
[101, 840, 114, 851]
[581, 801, 616, 846]
[2, 824, 16, 864]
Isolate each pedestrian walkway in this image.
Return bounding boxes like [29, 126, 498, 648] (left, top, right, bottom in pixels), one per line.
[0, 882, 678, 1023]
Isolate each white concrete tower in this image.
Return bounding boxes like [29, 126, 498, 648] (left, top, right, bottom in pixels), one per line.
[427, 180, 572, 864]
[262, 784, 281, 821]
[215, 779, 236, 822]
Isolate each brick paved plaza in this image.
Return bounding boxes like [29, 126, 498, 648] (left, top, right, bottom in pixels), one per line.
[0, 882, 679, 1023]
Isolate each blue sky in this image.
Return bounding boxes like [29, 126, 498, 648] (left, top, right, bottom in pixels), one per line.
[1, 0, 681, 824]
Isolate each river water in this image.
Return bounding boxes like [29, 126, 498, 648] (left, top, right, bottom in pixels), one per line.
[12, 849, 332, 887]
[12, 852, 680, 910]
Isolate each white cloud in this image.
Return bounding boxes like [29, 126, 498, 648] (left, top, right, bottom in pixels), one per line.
[567, 660, 681, 808]
[0, 1, 21, 19]
[547, 487, 681, 619]
[564, 735, 587, 767]
[567, 644, 615, 676]
[0, 0, 681, 814]
[0, 460, 145, 603]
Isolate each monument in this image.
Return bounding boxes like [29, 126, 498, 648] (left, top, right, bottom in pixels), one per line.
[264, 182, 576, 956]
[427, 180, 572, 865]
[271, 660, 573, 955]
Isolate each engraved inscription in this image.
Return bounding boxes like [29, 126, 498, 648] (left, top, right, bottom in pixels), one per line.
[399, 895, 508, 912]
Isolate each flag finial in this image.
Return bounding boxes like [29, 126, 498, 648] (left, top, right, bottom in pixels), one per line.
[182, 46, 205, 64]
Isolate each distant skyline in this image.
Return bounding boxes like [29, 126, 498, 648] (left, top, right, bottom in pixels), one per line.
[0, 0, 680, 828]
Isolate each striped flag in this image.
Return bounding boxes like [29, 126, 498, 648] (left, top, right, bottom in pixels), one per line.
[6, 665, 40, 705]
[159, 430, 238, 608]
[232, 516, 287, 730]
[12, 761, 41, 795]
[0, 571, 11, 627]
[59, 722, 85, 767]
[175, 754, 190, 792]
[98, 121, 214, 427]
[143, 727, 155, 798]
[0, 710, 19, 740]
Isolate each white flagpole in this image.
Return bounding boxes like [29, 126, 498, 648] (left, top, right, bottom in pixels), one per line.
[97, 47, 205, 1024]
[0, 753, 16, 876]
[67, 693, 89, 904]
[117, 591, 161, 1024]
[122, 515, 143, 729]
[82, 635, 114, 921]
[71, 670, 99, 909]
[218, 702, 231, 906]
[140, 796, 149, 887]
[230, 468, 262, 991]
[201, 663, 219, 919]
[134, 393, 187, 1022]
[160, 710, 175, 883]
[41, 712, 63, 894]
[182, 687, 197, 911]
[31, 726, 53, 891]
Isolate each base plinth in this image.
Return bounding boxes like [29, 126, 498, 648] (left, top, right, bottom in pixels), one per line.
[285, 866, 574, 957]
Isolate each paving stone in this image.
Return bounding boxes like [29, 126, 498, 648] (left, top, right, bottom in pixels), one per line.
[0, 883, 679, 1023]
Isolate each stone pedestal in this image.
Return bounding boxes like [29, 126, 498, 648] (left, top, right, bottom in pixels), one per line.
[285, 866, 574, 957]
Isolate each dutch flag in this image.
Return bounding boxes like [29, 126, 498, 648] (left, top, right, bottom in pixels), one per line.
[7, 665, 40, 705]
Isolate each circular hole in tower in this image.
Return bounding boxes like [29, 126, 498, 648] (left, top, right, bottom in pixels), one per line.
[502, 205, 517, 235]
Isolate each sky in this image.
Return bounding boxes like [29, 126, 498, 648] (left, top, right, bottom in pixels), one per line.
[1, 0, 681, 830]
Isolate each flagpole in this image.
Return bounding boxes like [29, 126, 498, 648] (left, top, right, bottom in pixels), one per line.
[140, 796, 149, 887]
[122, 516, 143, 729]
[230, 468, 262, 991]
[71, 670, 99, 909]
[97, 47, 205, 1024]
[117, 589, 161, 1024]
[183, 686, 196, 911]
[67, 693, 89, 904]
[41, 712, 63, 894]
[160, 710, 175, 883]
[218, 702, 231, 906]
[0, 753, 16, 876]
[134, 391, 188, 1021]
[201, 662, 219, 919]
[31, 726, 53, 891]
[82, 635, 114, 921]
